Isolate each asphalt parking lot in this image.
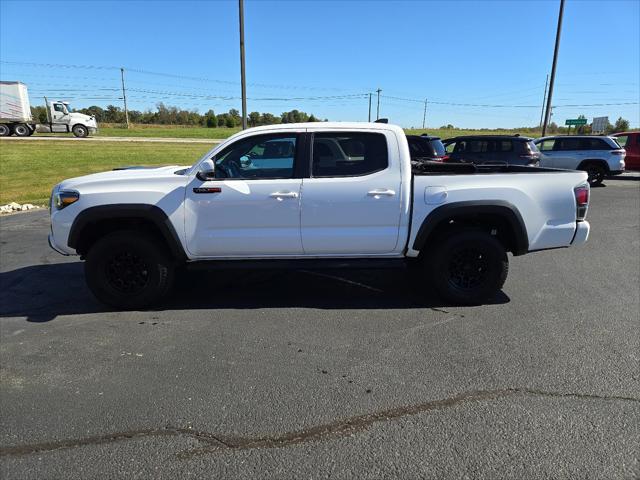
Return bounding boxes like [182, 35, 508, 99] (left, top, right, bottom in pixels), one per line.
[1, 177, 639, 479]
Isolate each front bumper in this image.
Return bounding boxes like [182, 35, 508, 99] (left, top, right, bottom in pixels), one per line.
[48, 233, 70, 255]
[571, 221, 590, 247]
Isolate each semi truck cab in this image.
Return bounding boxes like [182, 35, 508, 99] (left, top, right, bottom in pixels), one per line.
[0, 81, 98, 137]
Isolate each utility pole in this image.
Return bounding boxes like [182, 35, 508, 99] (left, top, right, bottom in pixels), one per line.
[238, 0, 247, 130]
[376, 88, 382, 120]
[368, 93, 372, 122]
[539, 74, 549, 129]
[542, 0, 565, 136]
[422, 98, 428, 129]
[120, 67, 129, 129]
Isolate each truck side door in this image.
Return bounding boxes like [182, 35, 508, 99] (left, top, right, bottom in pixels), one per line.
[50, 103, 70, 132]
[184, 132, 305, 257]
[300, 131, 403, 254]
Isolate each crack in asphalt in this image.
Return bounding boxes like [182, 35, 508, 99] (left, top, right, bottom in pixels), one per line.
[1, 388, 638, 459]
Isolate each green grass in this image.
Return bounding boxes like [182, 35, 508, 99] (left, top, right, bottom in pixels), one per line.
[0, 140, 210, 205]
[97, 124, 242, 139]
[93, 123, 544, 140]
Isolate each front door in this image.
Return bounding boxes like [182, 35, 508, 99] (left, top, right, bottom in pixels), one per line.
[300, 131, 403, 255]
[185, 132, 305, 257]
[51, 103, 70, 132]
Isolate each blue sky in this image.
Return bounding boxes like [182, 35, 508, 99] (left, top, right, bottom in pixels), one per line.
[1, 0, 638, 128]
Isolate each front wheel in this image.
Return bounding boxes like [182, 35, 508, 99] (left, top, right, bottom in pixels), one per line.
[84, 231, 174, 309]
[72, 124, 88, 138]
[425, 230, 508, 305]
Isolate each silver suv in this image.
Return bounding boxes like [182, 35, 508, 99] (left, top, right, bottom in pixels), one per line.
[534, 135, 625, 186]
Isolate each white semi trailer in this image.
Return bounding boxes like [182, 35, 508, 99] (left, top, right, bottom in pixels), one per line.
[0, 81, 98, 138]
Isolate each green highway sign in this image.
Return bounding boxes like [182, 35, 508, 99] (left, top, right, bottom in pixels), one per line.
[565, 118, 587, 126]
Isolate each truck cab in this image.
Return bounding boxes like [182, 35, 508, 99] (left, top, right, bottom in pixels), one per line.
[37, 100, 98, 137]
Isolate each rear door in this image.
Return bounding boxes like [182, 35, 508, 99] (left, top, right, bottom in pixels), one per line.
[300, 130, 403, 254]
[552, 137, 582, 169]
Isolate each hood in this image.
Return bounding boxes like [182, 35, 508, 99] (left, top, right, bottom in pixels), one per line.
[70, 111, 98, 127]
[57, 165, 188, 191]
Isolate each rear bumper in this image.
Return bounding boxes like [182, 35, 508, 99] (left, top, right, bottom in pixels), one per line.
[571, 221, 590, 247]
[608, 170, 624, 176]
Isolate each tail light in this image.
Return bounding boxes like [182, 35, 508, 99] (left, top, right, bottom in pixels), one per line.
[574, 184, 589, 221]
[441, 155, 450, 162]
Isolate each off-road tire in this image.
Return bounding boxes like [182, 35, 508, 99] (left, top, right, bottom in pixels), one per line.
[425, 230, 508, 305]
[84, 230, 174, 309]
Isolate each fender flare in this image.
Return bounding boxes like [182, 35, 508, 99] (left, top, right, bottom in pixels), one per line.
[412, 200, 529, 255]
[67, 204, 187, 260]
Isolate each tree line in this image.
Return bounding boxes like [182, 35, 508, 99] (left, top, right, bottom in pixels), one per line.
[30, 103, 325, 128]
[437, 116, 631, 135]
[30, 102, 631, 133]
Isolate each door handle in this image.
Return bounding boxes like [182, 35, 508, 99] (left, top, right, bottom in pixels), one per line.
[367, 189, 396, 197]
[269, 191, 298, 199]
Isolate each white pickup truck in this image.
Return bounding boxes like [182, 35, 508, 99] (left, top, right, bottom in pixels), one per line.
[48, 122, 591, 308]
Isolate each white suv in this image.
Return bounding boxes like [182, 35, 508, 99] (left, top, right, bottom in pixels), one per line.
[534, 135, 625, 186]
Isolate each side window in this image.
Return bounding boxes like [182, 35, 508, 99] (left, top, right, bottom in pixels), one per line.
[500, 141, 513, 152]
[539, 139, 555, 151]
[53, 103, 65, 113]
[556, 138, 580, 151]
[214, 134, 297, 179]
[615, 135, 628, 147]
[312, 132, 388, 177]
[445, 141, 457, 154]
[469, 140, 490, 153]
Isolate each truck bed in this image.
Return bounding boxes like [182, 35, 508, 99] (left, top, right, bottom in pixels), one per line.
[412, 162, 562, 175]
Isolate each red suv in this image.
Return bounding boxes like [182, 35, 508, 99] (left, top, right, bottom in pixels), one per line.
[612, 132, 640, 170]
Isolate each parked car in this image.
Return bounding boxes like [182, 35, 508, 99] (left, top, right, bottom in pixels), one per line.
[442, 135, 540, 166]
[534, 135, 625, 186]
[611, 132, 640, 171]
[406, 134, 448, 164]
[48, 122, 590, 308]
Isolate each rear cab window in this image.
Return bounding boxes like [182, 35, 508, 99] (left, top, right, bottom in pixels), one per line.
[312, 132, 388, 177]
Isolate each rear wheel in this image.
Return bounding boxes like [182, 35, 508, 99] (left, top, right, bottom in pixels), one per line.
[424, 230, 508, 305]
[583, 162, 606, 186]
[13, 124, 30, 137]
[0, 124, 11, 137]
[72, 124, 88, 138]
[84, 231, 174, 309]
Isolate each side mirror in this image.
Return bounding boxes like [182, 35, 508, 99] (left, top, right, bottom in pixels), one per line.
[196, 159, 216, 181]
[239, 155, 251, 167]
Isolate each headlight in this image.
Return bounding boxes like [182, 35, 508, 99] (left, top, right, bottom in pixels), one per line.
[54, 191, 80, 210]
